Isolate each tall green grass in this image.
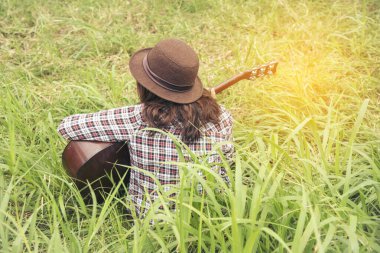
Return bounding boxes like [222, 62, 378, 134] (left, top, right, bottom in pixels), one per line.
[1, 0, 379, 252]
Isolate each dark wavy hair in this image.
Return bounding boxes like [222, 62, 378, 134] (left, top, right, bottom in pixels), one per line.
[137, 83, 221, 143]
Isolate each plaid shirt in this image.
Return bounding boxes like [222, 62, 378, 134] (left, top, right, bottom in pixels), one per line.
[58, 104, 233, 216]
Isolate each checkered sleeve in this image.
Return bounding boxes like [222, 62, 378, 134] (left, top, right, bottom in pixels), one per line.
[218, 107, 234, 186]
[57, 105, 142, 142]
[219, 106, 234, 157]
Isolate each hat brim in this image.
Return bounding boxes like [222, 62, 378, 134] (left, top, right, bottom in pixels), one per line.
[129, 48, 203, 104]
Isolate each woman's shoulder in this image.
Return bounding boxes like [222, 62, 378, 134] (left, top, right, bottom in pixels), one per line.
[104, 103, 145, 126]
[106, 103, 142, 117]
[203, 105, 233, 136]
[219, 105, 233, 123]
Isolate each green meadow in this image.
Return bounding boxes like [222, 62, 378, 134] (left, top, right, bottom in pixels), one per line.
[1, 0, 379, 252]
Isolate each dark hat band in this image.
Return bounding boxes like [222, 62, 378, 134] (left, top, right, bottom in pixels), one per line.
[143, 55, 193, 93]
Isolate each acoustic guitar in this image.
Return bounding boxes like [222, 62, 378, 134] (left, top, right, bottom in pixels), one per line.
[62, 61, 278, 202]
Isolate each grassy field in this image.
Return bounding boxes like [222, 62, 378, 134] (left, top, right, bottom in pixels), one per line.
[1, 0, 379, 252]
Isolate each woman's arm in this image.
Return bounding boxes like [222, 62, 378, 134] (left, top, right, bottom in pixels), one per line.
[57, 105, 143, 142]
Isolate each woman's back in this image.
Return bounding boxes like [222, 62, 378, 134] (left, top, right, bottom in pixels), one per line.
[58, 102, 233, 215]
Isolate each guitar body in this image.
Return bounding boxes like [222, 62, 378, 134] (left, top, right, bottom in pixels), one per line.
[62, 141, 131, 202]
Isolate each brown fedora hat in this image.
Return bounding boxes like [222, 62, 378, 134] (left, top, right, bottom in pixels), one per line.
[129, 39, 203, 104]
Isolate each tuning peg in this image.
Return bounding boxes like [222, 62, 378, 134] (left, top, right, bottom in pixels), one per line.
[258, 68, 265, 76]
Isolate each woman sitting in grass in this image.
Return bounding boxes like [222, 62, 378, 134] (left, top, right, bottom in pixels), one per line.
[58, 38, 233, 216]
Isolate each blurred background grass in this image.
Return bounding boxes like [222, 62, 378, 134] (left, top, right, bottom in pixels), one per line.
[0, 0, 379, 252]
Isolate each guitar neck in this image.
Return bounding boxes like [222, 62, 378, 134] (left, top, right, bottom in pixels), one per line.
[212, 72, 247, 94]
[211, 60, 278, 95]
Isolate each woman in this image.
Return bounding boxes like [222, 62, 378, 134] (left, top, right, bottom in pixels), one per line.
[58, 39, 233, 216]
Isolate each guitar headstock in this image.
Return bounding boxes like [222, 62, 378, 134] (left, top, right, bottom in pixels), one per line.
[243, 61, 278, 80]
[213, 60, 279, 94]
